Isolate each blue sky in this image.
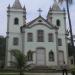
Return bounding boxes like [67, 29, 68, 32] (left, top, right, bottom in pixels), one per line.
[0, 0, 75, 36]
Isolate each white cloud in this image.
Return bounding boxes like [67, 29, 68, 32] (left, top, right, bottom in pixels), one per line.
[0, 0, 75, 36]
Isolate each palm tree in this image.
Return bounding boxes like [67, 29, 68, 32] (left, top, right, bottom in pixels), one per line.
[57, 0, 74, 49]
[10, 49, 30, 75]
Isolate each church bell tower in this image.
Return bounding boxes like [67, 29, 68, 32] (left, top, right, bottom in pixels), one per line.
[47, 0, 68, 65]
[6, 0, 26, 67]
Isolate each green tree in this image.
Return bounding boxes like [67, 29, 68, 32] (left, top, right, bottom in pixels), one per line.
[0, 36, 6, 68]
[10, 49, 31, 75]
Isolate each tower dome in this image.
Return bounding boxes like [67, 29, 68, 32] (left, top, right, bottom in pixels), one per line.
[12, 0, 22, 9]
[51, 0, 61, 11]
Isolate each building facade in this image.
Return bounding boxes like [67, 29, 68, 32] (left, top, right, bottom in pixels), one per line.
[6, 0, 68, 68]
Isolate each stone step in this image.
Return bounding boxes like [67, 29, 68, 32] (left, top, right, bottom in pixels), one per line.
[29, 66, 56, 72]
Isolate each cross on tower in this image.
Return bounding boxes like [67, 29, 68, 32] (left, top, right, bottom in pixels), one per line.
[38, 8, 43, 16]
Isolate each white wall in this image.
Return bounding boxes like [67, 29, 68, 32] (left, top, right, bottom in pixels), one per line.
[48, 11, 68, 64]
[6, 7, 68, 67]
[24, 24, 58, 66]
[6, 8, 24, 66]
[7, 9, 24, 33]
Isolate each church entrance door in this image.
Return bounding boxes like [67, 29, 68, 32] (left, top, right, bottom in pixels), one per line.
[36, 48, 45, 65]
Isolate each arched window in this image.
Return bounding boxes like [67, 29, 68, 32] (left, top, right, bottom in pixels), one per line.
[56, 19, 60, 26]
[49, 51, 54, 61]
[14, 18, 19, 25]
[27, 50, 33, 61]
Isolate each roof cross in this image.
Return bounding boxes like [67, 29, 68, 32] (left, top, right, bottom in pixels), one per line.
[38, 8, 42, 16]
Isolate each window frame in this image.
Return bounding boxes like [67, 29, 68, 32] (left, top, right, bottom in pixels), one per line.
[58, 38, 62, 46]
[13, 37, 19, 46]
[56, 19, 60, 26]
[37, 30, 44, 42]
[27, 33, 33, 42]
[27, 51, 33, 61]
[48, 33, 53, 42]
[14, 18, 19, 25]
[49, 51, 54, 61]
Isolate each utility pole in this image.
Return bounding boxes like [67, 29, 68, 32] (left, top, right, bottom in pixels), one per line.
[66, 0, 75, 63]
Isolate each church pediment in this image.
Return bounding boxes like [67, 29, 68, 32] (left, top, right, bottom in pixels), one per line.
[26, 16, 57, 29]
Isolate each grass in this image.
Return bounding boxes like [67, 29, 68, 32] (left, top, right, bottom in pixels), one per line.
[0, 73, 19, 75]
[0, 74, 19, 75]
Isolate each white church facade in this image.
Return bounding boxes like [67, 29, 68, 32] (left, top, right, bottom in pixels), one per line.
[6, 0, 68, 68]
